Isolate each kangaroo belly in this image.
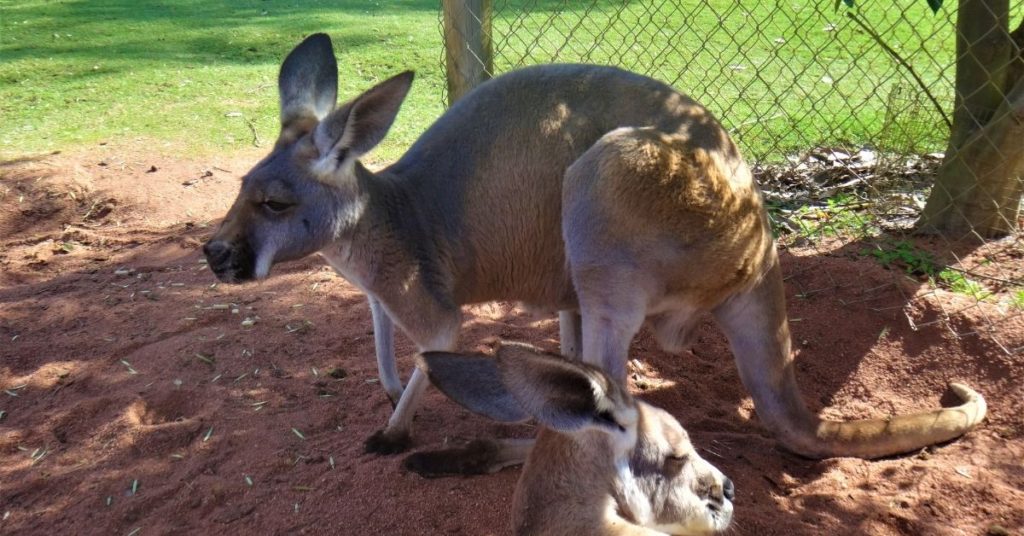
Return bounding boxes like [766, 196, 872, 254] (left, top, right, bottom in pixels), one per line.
[452, 165, 578, 308]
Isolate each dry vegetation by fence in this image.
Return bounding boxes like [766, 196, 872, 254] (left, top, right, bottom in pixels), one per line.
[440, 0, 1023, 354]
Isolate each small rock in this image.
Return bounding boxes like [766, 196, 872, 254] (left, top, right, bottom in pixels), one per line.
[986, 525, 1010, 536]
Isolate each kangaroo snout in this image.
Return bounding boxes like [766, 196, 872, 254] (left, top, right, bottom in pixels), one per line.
[707, 476, 734, 512]
[202, 239, 255, 283]
[689, 471, 733, 534]
[202, 240, 231, 265]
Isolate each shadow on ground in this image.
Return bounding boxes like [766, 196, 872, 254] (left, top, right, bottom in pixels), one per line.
[1, 152, 1021, 535]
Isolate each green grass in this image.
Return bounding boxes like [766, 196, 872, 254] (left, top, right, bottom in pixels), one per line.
[1011, 289, 1024, 310]
[770, 193, 879, 241]
[867, 240, 939, 277]
[798, 193, 879, 238]
[489, 1, 966, 160]
[936, 268, 993, 301]
[865, 240, 1000, 302]
[0, 0, 1000, 162]
[0, 0, 446, 161]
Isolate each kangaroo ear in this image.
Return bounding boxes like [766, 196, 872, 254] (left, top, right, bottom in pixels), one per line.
[311, 71, 414, 171]
[277, 33, 338, 144]
[496, 342, 636, 434]
[416, 351, 530, 423]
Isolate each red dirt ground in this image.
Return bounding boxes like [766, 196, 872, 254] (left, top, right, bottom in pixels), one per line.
[1, 145, 1022, 536]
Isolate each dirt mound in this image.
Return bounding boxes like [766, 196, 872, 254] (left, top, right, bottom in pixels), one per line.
[1, 148, 1021, 535]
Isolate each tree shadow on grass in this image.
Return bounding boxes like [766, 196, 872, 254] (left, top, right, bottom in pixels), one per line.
[0, 0, 439, 68]
[1, 0, 639, 69]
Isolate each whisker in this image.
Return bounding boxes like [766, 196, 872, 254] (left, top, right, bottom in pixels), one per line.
[700, 445, 724, 458]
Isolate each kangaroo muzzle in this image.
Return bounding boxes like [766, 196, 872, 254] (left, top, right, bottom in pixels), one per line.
[203, 239, 255, 283]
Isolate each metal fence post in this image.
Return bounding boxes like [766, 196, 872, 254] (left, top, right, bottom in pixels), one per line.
[442, 0, 493, 106]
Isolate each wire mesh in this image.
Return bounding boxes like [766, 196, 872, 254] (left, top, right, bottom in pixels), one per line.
[440, 0, 1024, 355]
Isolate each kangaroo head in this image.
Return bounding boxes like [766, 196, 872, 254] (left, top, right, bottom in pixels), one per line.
[628, 403, 734, 534]
[203, 33, 413, 283]
[418, 342, 733, 534]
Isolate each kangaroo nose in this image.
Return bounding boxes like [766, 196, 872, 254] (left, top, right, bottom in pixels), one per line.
[203, 240, 231, 266]
[723, 477, 735, 502]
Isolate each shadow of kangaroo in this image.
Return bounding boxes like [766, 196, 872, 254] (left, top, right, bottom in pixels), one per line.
[202, 33, 985, 462]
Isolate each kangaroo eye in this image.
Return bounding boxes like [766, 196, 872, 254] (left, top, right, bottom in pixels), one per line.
[664, 454, 688, 474]
[262, 200, 292, 213]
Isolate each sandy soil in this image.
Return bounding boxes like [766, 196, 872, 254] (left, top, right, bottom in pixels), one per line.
[1, 145, 1022, 536]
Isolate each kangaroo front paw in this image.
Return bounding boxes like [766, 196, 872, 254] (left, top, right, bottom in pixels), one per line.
[364, 429, 412, 455]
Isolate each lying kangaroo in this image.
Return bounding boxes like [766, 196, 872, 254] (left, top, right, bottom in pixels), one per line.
[411, 342, 733, 535]
[203, 33, 986, 464]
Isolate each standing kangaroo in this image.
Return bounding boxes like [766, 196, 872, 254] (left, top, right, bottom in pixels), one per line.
[203, 33, 985, 464]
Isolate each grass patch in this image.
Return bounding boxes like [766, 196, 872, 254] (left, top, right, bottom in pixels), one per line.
[865, 240, 997, 301]
[0, 0, 445, 161]
[2, 0, 958, 163]
[937, 268, 992, 301]
[866, 240, 938, 277]
[1010, 289, 1024, 310]
[489, 1, 961, 160]
[773, 193, 879, 240]
[1, 1, 988, 162]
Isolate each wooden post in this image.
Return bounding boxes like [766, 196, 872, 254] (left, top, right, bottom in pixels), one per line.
[442, 0, 493, 106]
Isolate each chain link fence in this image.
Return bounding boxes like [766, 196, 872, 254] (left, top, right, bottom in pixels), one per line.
[440, 0, 1023, 354]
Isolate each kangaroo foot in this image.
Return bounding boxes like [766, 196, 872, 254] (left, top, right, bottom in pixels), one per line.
[364, 428, 412, 455]
[404, 438, 530, 477]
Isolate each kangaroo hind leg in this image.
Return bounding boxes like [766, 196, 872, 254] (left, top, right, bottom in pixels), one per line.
[368, 296, 403, 406]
